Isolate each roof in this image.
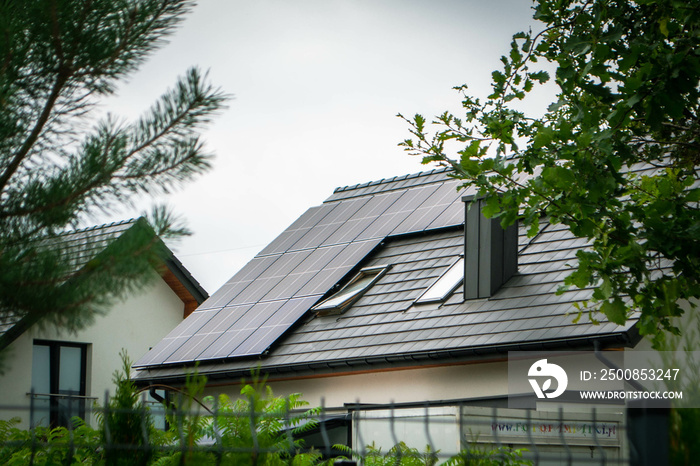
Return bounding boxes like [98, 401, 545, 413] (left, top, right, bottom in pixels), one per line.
[134, 168, 638, 383]
[0, 219, 208, 350]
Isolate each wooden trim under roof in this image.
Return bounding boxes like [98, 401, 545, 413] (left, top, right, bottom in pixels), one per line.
[161, 267, 199, 318]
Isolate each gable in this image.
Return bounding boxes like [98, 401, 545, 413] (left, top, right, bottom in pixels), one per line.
[0, 219, 207, 351]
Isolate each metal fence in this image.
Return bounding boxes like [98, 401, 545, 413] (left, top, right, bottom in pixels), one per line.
[0, 393, 668, 465]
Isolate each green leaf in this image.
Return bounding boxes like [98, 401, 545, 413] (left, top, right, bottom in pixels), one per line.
[532, 126, 554, 149]
[600, 277, 613, 299]
[529, 70, 550, 83]
[482, 197, 501, 218]
[460, 157, 480, 176]
[601, 298, 628, 325]
[541, 166, 575, 188]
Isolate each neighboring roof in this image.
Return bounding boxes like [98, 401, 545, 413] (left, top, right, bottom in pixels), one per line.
[134, 169, 638, 383]
[0, 219, 208, 350]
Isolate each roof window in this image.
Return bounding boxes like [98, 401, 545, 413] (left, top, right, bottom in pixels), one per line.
[416, 257, 464, 304]
[313, 265, 389, 316]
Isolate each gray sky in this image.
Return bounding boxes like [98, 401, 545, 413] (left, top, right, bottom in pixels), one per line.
[100, 0, 547, 293]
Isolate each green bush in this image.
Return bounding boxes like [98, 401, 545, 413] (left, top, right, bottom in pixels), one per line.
[444, 443, 532, 466]
[340, 441, 531, 466]
[153, 370, 328, 465]
[0, 417, 101, 465]
[98, 350, 160, 465]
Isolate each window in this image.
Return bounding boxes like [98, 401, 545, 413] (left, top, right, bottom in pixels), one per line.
[31, 341, 87, 427]
[416, 257, 464, 304]
[313, 265, 390, 315]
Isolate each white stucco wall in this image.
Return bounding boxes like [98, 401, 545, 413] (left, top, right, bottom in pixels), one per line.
[0, 275, 185, 429]
[203, 360, 510, 410]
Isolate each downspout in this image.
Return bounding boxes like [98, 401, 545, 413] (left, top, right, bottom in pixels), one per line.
[148, 386, 174, 410]
[593, 340, 646, 391]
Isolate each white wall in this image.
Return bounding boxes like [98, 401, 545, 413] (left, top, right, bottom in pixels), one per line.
[203, 360, 510, 409]
[0, 275, 185, 429]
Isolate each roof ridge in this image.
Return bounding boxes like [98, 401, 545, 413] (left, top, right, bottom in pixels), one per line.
[332, 167, 451, 194]
[54, 218, 138, 238]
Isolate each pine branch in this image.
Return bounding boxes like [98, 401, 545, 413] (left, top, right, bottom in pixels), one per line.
[0, 69, 70, 194]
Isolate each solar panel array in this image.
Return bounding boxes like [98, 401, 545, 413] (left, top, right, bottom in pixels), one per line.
[135, 169, 468, 368]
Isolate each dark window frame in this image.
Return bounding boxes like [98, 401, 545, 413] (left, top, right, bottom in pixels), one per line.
[32, 340, 88, 427]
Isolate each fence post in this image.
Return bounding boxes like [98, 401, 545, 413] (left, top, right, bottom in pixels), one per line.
[627, 399, 670, 466]
[29, 388, 36, 466]
[354, 399, 365, 460]
[103, 390, 112, 464]
[320, 397, 331, 458]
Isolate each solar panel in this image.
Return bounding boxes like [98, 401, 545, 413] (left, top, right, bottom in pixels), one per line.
[259, 244, 346, 301]
[197, 255, 279, 310]
[321, 190, 404, 246]
[133, 309, 219, 366]
[352, 185, 440, 241]
[257, 205, 336, 256]
[167, 300, 286, 363]
[163, 332, 225, 364]
[295, 239, 382, 297]
[393, 181, 463, 235]
[135, 172, 466, 368]
[228, 296, 319, 357]
[286, 197, 369, 251]
[231, 250, 313, 305]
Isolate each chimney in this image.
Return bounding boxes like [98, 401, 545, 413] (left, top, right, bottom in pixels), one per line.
[463, 195, 518, 299]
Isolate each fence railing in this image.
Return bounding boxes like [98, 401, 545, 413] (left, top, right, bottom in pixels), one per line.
[0, 394, 667, 465]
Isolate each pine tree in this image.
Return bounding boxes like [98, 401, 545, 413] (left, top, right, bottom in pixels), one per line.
[0, 1, 227, 347]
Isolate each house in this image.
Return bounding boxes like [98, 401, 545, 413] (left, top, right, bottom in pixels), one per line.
[133, 169, 644, 463]
[0, 219, 208, 430]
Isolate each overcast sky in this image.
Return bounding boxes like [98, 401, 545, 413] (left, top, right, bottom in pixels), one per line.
[99, 0, 549, 293]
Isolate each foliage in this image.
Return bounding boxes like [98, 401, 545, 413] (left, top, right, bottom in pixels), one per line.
[153, 370, 327, 465]
[0, 416, 101, 465]
[400, 0, 700, 347]
[0, 0, 228, 352]
[655, 312, 700, 465]
[359, 442, 439, 466]
[98, 350, 161, 465]
[444, 443, 532, 466]
[339, 441, 530, 465]
[1, 358, 532, 465]
[0, 365, 333, 465]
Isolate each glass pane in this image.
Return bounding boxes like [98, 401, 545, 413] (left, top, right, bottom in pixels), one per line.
[58, 346, 82, 394]
[58, 345, 85, 425]
[314, 269, 381, 310]
[31, 345, 51, 427]
[31, 345, 51, 393]
[417, 258, 464, 303]
[146, 389, 168, 431]
[57, 396, 84, 426]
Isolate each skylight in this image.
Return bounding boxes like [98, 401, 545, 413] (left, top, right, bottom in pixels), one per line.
[313, 265, 389, 315]
[416, 257, 464, 304]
